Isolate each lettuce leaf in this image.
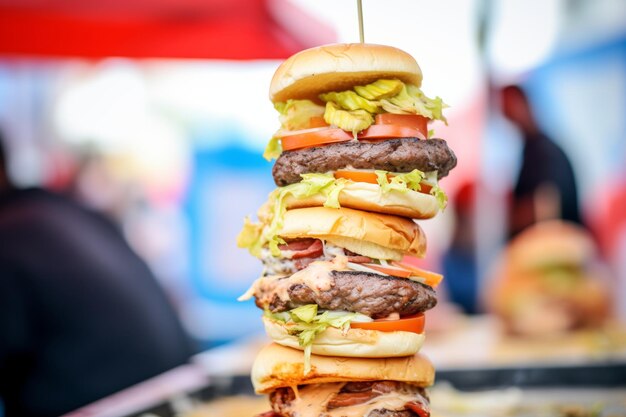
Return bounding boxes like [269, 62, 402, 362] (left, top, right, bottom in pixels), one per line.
[238, 169, 449, 258]
[375, 169, 425, 193]
[238, 173, 347, 257]
[375, 169, 448, 211]
[264, 100, 325, 161]
[430, 184, 448, 210]
[290, 304, 318, 323]
[274, 99, 325, 130]
[236, 217, 264, 257]
[407, 84, 448, 123]
[422, 171, 448, 210]
[380, 84, 448, 123]
[266, 306, 371, 374]
[264, 173, 347, 255]
[263, 136, 282, 161]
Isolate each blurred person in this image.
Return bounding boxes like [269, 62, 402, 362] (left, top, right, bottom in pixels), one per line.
[0, 133, 194, 417]
[500, 85, 582, 237]
[441, 182, 479, 314]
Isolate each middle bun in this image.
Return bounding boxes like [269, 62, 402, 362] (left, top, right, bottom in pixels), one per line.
[279, 207, 427, 260]
[252, 343, 435, 394]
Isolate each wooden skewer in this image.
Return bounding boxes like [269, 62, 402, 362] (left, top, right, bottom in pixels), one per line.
[357, 0, 365, 43]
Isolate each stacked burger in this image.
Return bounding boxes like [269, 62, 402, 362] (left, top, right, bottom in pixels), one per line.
[238, 43, 457, 417]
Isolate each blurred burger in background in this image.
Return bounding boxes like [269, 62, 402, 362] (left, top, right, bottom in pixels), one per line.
[487, 221, 610, 337]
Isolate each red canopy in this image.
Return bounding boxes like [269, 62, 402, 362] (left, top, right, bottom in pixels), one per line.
[0, 0, 336, 59]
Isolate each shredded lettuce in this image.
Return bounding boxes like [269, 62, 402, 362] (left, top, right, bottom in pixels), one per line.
[266, 305, 371, 374]
[421, 171, 448, 210]
[375, 169, 424, 193]
[238, 173, 347, 257]
[263, 136, 282, 161]
[407, 84, 448, 123]
[264, 173, 347, 255]
[274, 99, 325, 130]
[236, 217, 265, 257]
[430, 184, 448, 210]
[380, 84, 448, 124]
[263, 100, 325, 161]
[375, 169, 448, 211]
[238, 169, 449, 258]
[289, 304, 318, 323]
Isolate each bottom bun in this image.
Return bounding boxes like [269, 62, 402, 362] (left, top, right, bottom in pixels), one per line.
[252, 343, 435, 394]
[263, 316, 424, 358]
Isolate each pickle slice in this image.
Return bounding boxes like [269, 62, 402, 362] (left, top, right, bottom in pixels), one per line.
[323, 102, 373, 137]
[319, 90, 379, 113]
[354, 79, 403, 100]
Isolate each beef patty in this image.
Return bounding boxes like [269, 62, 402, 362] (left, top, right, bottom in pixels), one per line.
[256, 271, 437, 319]
[270, 381, 429, 417]
[272, 138, 457, 186]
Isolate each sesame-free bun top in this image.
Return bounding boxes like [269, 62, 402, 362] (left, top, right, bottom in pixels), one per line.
[270, 43, 423, 103]
[277, 206, 427, 260]
[252, 343, 434, 394]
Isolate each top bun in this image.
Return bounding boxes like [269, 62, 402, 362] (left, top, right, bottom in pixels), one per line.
[252, 343, 434, 394]
[270, 43, 422, 103]
[278, 206, 427, 259]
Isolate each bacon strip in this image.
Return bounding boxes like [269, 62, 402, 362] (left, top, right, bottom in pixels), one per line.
[327, 381, 400, 409]
[327, 390, 380, 409]
[279, 239, 324, 259]
[294, 257, 318, 271]
[346, 255, 373, 263]
[405, 401, 430, 417]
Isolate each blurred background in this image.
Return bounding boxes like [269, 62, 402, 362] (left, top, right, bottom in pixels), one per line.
[1, 0, 626, 415]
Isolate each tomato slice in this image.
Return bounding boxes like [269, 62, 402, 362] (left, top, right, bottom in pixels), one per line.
[334, 170, 386, 184]
[362, 263, 443, 288]
[281, 128, 353, 151]
[281, 117, 427, 152]
[363, 263, 413, 278]
[405, 401, 430, 417]
[333, 170, 433, 195]
[391, 262, 444, 288]
[309, 116, 329, 128]
[375, 114, 428, 132]
[350, 313, 425, 334]
[419, 183, 433, 194]
[359, 125, 426, 141]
